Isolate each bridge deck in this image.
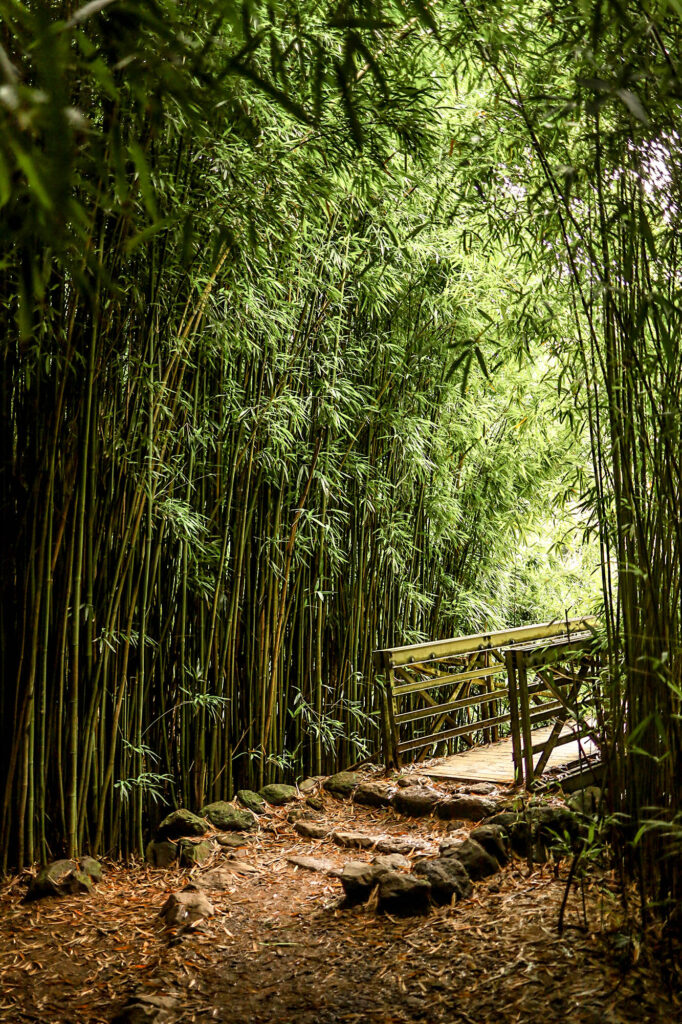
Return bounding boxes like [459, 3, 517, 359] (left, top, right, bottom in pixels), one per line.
[421, 723, 598, 785]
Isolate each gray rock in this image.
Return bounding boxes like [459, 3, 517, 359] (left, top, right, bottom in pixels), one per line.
[440, 838, 500, 880]
[287, 855, 335, 873]
[305, 795, 325, 811]
[25, 860, 93, 901]
[237, 789, 266, 814]
[378, 870, 431, 913]
[375, 836, 429, 856]
[332, 830, 374, 850]
[215, 833, 248, 848]
[159, 889, 215, 925]
[436, 795, 497, 821]
[392, 785, 441, 817]
[470, 825, 509, 865]
[293, 821, 328, 839]
[333, 861, 384, 903]
[259, 783, 298, 806]
[372, 853, 410, 871]
[323, 772, 359, 797]
[413, 856, 473, 903]
[80, 856, 103, 882]
[298, 778, 318, 794]
[465, 782, 498, 795]
[354, 782, 395, 808]
[287, 806, 317, 824]
[200, 802, 256, 832]
[568, 786, 602, 815]
[483, 811, 518, 829]
[145, 839, 178, 868]
[157, 809, 207, 839]
[178, 839, 212, 867]
[528, 804, 578, 840]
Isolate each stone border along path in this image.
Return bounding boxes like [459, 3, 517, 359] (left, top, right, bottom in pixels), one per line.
[25, 770, 590, 925]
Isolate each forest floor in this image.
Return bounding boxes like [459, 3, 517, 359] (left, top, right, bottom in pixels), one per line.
[0, 772, 680, 1024]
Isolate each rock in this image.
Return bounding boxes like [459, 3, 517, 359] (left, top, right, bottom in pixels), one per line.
[194, 868, 237, 889]
[528, 804, 578, 840]
[287, 807, 317, 824]
[259, 784, 298, 806]
[178, 839, 212, 867]
[159, 889, 215, 926]
[436, 795, 497, 821]
[332, 830, 374, 850]
[157, 809, 207, 839]
[375, 837, 429, 856]
[413, 857, 473, 903]
[80, 856, 103, 882]
[323, 772, 359, 797]
[483, 811, 518, 829]
[508, 819, 532, 857]
[568, 786, 602, 815]
[298, 778, 318, 794]
[392, 786, 441, 817]
[444, 820, 467, 832]
[440, 838, 500, 880]
[378, 871, 431, 913]
[112, 993, 180, 1024]
[396, 777, 413, 788]
[293, 821, 329, 839]
[354, 782, 395, 808]
[215, 833, 248, 848]
[305, 795, 325, 811]
[287, 855, 335, 873]
[200, 802, 256, 832]
[470, 825, 509, 865]
[465, 782, 498, 795]
[237, 789, 266, 815]
[333, 861, 384, 904]
[25, 860, 93, 901]
[372, 853, 410, 871]
[145, 840, 178, 868]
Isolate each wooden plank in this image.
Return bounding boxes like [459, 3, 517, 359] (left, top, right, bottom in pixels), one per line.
[394, 687, 510, 724]
[374, 617, 597, 669]
[392, 663, 506, 697]
[396, 711, 512, 754]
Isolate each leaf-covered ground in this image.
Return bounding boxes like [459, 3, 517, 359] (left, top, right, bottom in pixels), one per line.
[1, 777, 679, 1024]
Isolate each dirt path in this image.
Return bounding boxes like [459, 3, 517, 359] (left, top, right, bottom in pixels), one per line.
[0, 789, 678, 1023]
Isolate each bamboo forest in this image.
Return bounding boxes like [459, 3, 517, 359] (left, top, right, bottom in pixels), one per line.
[0, 3, 681, 1022]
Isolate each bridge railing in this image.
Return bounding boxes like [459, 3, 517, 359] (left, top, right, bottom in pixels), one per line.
[373, 617, 598, 781]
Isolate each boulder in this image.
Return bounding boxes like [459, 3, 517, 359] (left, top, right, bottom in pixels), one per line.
[378, 871, 431, 913]
[354, 782, 395, 808]
[413, 857, 473, 903]
[178, 839, 212, 867]
[323, 772, 359, 797]
[159, 889, 215, 926]
[157, 809, 206, 839]
[298, 778, 318, 794]
[440, 838, 499, 880]
[259, 784, 298, 806]
[200, 802, 256, 832]
[470, 824, 509, 865]
[392, 786, 441, 817]
[293, 821, 328, 840]
[145, 839, 178, 868]
[287, 855, 336, 873]
[333, 861, 384, 904]
[305, 795, 325, 811]
[372, 853, 410, 871]
[25, 860, 93, 901]
[332, 830, 374, 850]
[80, 856, 103, 882]
[237, 789, 266, 815]
[436, 795, 496, 822]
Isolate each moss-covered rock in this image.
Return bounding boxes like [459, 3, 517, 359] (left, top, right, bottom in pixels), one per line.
[80, 856, 103, 882]
[323, 772, 359, 797]
[25, 860, 93, 901]
[200, 802, 256, 831]
[157, 808, 207, 839]
[259, 784, 298, 806]
[146, 839, 178, 867]
[236, 789, 266, 815]
[178, 839, 212, 867]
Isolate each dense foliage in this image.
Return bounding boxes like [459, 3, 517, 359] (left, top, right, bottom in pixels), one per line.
[1, 0, 679, 935]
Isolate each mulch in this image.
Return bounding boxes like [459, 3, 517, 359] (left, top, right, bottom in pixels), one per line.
[0, 781, 679, 1024]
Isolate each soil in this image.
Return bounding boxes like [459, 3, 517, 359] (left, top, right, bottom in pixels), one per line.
[0, 777, 679, 1024]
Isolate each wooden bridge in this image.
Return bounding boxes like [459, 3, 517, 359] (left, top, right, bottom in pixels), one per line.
[373, 617, 601, 788]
